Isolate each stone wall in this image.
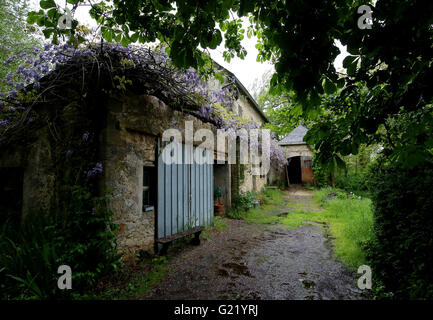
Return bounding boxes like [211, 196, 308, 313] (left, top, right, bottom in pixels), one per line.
[22, 127, 55, 218]
[0, 127, 54, 221]
[236, 97, 268, 194]
[207, 73, 269, 195]
[239, 163, 267, 193]
[236, 95, 267, 126]
[283, 144, 314, 158]
[101, 93, 218, 255]
[267, 166, 286, 185]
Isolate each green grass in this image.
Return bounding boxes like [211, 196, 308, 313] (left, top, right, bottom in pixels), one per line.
[94, 256, 169, 300]
[226, 188, 285, 219]
[236, 187, 373, 270]
[262, 187, 285, 205]
[201, 216, 228, 240]
[316, 192, 373, 269]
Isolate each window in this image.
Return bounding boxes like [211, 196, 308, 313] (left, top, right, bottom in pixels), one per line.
[304, 159, 312, 169]
[142, 166, 155, 212]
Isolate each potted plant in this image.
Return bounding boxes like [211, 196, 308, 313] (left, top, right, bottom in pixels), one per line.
[214, 187, 224, 215]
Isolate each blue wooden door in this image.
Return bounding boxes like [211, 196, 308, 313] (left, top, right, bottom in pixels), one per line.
[157, 141, 213, 239]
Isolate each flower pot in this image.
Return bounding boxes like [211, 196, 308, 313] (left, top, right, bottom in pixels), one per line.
[214, 203, 224, 215]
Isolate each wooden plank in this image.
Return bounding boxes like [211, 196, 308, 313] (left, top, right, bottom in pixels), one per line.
[209, 160, 213, 225]
[178, 145, 184, 232]
[191, 151, 196, 228]
[207, 160, 211, 225]
[202, 159, 206, 226]
[209, 161, 215, 225]
[172, 150, 178, 235]
[157, 140, 165, 239]
[184, 144, 189, 231]
[165, 156, 171, 236]
[195, 155, 200, 227]
[199, 158, 204, 227]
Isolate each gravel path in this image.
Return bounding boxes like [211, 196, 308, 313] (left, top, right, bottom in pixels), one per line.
[144, 187, 364, 300]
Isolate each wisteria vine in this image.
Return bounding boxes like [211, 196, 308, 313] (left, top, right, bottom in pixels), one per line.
[0, 42, 287, 170]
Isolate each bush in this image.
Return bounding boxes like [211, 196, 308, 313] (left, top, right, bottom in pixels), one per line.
[335, 172, 368, 195]
[365, 158, 433, 299]
[312, 155, 329, 188]
[227, 191, 257, 219]
[0, 187, 121, 299]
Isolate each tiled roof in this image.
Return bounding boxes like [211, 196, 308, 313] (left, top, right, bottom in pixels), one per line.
[279, 125, 308, 145]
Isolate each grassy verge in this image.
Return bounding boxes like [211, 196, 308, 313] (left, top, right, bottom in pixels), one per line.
[233, 187, 374, 270]
[313, 188, 373, 269]
[226, 187, 285, 220]
[91, 256, 169, 300]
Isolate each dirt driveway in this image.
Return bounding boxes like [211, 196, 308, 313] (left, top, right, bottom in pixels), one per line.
[144, 187, 364, 300]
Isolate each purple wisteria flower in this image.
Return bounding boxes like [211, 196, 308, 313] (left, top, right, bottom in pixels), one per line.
[86, 163, 103, 179]
[82, 132, 89, 142]
[65, 150, 73, 158]
[0, 120, 8, 126]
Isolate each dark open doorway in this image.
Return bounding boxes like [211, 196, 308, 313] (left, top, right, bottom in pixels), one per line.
[287, 156, 302, 184]
[0, 167, 23, 227]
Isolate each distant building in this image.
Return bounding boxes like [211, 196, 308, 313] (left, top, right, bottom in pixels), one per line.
[279, 125, 314, 185]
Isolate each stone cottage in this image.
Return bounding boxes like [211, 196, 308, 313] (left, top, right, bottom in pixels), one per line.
[105, 64, 269, 255]
[279, 125, 314, 185]
[0, 45, 269, 256]
[210, 62, 269, 209]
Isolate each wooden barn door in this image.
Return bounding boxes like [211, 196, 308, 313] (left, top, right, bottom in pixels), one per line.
[157, 141, 213, 240]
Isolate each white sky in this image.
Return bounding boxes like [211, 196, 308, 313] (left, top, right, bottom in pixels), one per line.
[29, 0, 348, 94]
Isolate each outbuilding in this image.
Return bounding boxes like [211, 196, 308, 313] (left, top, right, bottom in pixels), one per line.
[279, 125, 314, 185]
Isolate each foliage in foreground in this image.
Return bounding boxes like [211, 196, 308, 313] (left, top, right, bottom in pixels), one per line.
[94, 256, 169, 300]
[0, 188, 120, 300]
[365, 158, 433, 300]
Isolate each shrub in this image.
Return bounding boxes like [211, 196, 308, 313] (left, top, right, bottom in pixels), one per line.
[0, 187, 120, 299]
[227, 191, 257, 219]
[365, 158, 433, 299]
[312, 155, 329, 188]
[335, 172, 369, 196]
